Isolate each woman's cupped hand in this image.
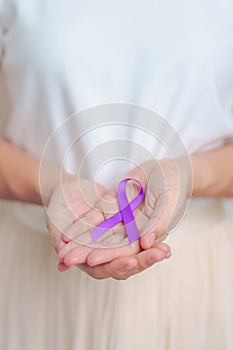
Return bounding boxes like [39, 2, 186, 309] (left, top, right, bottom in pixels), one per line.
[46, 157, 192, 280]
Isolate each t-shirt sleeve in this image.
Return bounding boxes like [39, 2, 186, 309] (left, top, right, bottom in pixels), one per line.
[0, 0, 13, 70]
[0, 1, 5, 70]
[0, 20, 3, 69]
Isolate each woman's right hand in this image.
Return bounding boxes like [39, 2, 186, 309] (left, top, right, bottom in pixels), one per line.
[46, 176, 107, 271]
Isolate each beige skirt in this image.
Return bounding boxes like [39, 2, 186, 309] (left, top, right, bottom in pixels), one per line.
[0, 199, 232, 350]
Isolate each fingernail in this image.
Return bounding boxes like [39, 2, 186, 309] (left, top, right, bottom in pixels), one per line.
[62, 235, 70, 243]
[57, 261, 68, 272]
[165, 252, 172, 259]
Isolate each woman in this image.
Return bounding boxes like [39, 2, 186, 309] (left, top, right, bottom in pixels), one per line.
[0, 1, 233, 349]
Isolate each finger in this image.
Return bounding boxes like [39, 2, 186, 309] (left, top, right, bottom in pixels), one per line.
[75, 244, 171, 280]
[58, 240, 82, 261]
[134, 246, 171, 270]
[62, 209, 105, 242]
[76, 256, 138, 280]
[57, 261, 69, 272]
[86, 239, 140, 266]
[84, 208, 149, 267]
[85, 206, 149, 266]
[62, 193, 119, 243]
[47, 218, 67, 253]
[120, 161, 154, 189]
[62, 227, 138, 268]
[62, 188, 148, 267]
[140, 190, 179, 249]
[60, 222, 127, 267]
[62, 212, 126, 258]
[151, 241, 171, 254]
[115, 246, 171, 280]
[59, 230, 96, 266]
[75, 261, 115, 280]
[61, 243, 94, 267]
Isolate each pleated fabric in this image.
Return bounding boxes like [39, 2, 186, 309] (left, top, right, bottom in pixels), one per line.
[0, 199, 232, 350]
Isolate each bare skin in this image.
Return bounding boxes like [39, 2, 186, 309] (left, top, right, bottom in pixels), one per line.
[1, 137, 233, 280]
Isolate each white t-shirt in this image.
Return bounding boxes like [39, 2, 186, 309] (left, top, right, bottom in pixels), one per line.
[0, 0, 233, 188]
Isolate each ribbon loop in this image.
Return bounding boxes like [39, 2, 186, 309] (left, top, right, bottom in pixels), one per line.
[92, 178, 144, 244]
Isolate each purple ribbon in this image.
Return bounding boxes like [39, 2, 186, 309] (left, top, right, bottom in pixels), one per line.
[92, 177, 144, 244]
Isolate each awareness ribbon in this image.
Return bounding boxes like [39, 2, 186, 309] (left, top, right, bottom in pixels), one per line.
[92, 177, 144, 244]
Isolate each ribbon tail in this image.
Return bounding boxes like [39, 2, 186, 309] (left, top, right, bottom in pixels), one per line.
[120, 205, 140, 243]
[117, 178, 144, 243]
[92, 211, 122, 243]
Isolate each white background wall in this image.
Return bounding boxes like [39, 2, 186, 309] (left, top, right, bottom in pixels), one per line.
[0, 74, 233, 214]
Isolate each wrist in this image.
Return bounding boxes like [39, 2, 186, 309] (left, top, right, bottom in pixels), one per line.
[190, 154, 213, 197]
[39, 163, 74, 207]
[161, 157, 193, 198]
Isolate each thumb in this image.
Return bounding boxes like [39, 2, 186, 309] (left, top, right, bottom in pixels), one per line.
[140, 188, 181, 249]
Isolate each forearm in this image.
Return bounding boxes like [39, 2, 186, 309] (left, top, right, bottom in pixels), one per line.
[125, 142, 233, 199]
[0, 138, 68, 205]
[191, 142, 233, 198]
